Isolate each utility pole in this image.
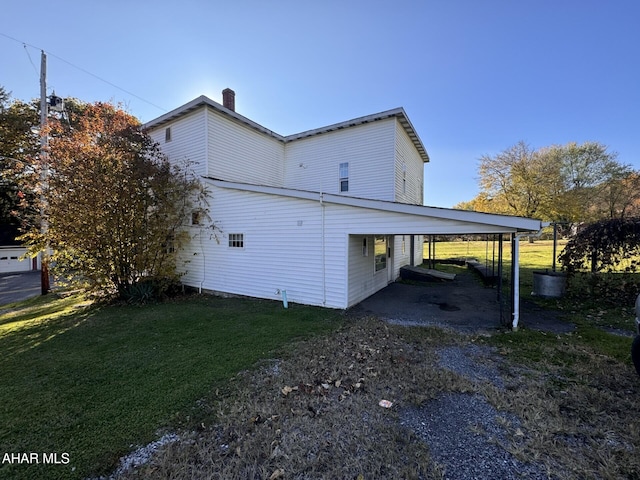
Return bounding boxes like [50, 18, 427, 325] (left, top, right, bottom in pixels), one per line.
[39, 50, 50, 295]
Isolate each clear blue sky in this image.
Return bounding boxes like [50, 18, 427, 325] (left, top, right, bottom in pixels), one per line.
[2, 0, 639, 208]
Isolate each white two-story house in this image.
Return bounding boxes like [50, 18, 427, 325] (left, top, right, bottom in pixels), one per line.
[144, 89, 543, 310]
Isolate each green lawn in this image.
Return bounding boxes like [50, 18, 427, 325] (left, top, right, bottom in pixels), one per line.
[0, 294, 342, 480]
[424, 238, 566, 291]
[1, 241, 637, 479]
[425, 238, 637, 355]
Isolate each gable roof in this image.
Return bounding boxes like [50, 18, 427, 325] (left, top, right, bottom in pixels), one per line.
[143, 95, 429, 162]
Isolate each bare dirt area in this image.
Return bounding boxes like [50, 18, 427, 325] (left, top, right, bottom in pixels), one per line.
[112, 308, 640, 480]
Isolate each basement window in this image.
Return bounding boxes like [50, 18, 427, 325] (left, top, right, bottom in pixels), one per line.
[228, 233, 244, 248]
[339, 162, 349, 192]
[165, 127, 172, 142]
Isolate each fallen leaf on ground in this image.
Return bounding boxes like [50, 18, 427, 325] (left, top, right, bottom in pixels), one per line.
[269, 468, 285, 479]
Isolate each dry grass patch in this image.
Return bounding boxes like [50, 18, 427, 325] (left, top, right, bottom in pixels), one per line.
[114, 317, 640, 480]
[483, 334, 640, 479]
[118, 319, 467, 479]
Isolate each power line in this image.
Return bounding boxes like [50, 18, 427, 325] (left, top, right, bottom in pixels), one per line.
[22, 44, 39, 78]
[0, 32, 168, 114]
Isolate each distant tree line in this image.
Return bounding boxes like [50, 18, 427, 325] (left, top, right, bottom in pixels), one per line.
[455, 141, 640, 225]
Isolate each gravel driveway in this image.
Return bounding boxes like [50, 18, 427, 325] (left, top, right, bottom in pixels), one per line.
[400, 343, 549, 479]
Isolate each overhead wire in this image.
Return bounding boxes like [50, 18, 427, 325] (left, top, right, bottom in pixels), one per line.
[0, 32, 168, 114]
[22, 43, 39, 78]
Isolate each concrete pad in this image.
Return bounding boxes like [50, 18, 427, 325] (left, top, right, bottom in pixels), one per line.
[350, 270, 574, 334]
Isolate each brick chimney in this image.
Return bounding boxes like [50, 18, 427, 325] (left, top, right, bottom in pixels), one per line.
[222, 88, 235, 111]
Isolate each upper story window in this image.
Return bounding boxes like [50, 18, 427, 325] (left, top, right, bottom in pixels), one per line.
[165, 127, 172, 142]
[339, 162, 349, 192]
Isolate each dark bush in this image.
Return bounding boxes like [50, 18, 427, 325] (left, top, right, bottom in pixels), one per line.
[123, 277, 182, 304]
[559, 218, 640, 305]
[566, 271, 640, 306]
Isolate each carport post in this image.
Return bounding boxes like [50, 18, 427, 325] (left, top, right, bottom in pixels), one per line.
[497, 234, 503, 303]
[511, 234, 520, 331]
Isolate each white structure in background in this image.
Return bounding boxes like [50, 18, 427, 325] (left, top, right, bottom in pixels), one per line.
[0, 247, 37, 274]
[144, 90, 543, 310]
[0, 226, 37, 274]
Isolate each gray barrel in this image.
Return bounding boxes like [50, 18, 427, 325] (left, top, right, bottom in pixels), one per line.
[532, 271, 567, 298]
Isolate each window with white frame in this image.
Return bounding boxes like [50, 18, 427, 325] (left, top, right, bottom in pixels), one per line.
[362, 237, 368, 256]
[228, 233, 244, 248]
[339, 162, 349, 192]
[165, 127, 172, 142]
[374, 236, 386, 272]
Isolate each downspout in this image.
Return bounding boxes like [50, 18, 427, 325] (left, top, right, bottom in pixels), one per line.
[511, 223, 549, 330]
[320, 192, 326, 306]
[512, 234, 520, 330]
[199, 107, 209, 293]
[199, 224, 206, 294]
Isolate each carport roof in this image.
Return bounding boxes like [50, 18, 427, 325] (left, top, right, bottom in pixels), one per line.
[206, 179, 545, 234]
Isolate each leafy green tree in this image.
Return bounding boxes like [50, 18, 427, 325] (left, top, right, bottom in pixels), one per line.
[468, 140, 636, 223]
[477, 141, 561, 218]
[551, 142, 630, 222]
[20, 101, 208, 299]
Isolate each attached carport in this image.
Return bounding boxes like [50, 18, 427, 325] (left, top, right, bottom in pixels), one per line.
[206, 180, 544, 327]
[318, 194, 545, 330]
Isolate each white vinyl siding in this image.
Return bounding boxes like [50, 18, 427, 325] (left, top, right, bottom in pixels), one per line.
[283, 118, 396, 200]
[176, 181, 532, 308]
[206, 107, 284, 187]
[393, 234, 412, 277]
[179, 185, 335, 307]
[347, 235, 388, 306]
[147, 109, 207, 177]
[394, 120, 425, 205]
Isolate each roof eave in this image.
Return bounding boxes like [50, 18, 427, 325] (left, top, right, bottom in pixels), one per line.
[142, 96, 285, 141]
[206, 179, 542, 233]
[284, 107, 429, 163]
[144, 97, 429, 163]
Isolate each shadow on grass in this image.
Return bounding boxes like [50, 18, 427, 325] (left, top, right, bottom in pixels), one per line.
[0, 294, 342, 480]
[0, 294, 95, 358]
